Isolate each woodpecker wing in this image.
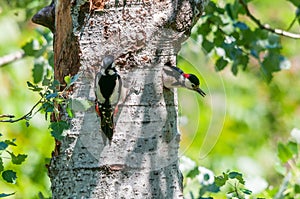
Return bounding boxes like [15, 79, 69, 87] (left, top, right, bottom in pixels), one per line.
[163, 65, 185, 88]
[110, 74, 122, 107]
[94, 71, 105, 104]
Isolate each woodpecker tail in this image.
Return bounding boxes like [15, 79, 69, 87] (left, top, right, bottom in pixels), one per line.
[99, 106, 114, 141]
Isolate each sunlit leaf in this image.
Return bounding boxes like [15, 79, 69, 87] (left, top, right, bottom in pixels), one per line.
[22, 40, 37, 56]
[64, 75, 71, 85]
[278, 142, 293, 163]
[0, 158, 4, 172]
[295, 184, 300, 193]
[261, 51, 281, 82]
[202, 39, 214, 53]
[45, 93, 58, 100]
[27, 81, 43, 92]
[50, 121, 69, 140]
[7, 152, 27, 165]
[0, 193, 15, 198]
[241, 188, 252, 195]
[0, 142, 8, 150]
[215, 57, 228, 71]
[287, 141, 298, 155]
[2, 170, 17, 184]
[228, 171, 245, 184]
[186, 167, 199, 179]
[234, 22, 248, 30]
[4, 139, 17, 147]
[287, 0, 300, 7]
[33, 59, 44, 84]
[215, 173, 228, 187]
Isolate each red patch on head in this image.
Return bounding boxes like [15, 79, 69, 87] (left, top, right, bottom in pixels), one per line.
[183, 74, 190, 78]
[95, 102, 101, 117]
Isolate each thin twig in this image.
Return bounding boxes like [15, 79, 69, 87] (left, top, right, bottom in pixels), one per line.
[239, 0, 300, 39]
[0, 114, 15, 118]
[0, 51, 25, 67]
[0, 98, 43, 123]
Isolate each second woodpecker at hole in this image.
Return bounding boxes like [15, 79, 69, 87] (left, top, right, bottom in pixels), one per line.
[162, 62, 206, 97]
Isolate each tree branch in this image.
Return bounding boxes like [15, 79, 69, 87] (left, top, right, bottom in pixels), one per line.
[0, 51, 25, 67]
[239, 0, 300, 39]
[0, 98, 42, 123]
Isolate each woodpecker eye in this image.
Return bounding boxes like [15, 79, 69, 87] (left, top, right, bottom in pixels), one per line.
[191, 84, 196, 88]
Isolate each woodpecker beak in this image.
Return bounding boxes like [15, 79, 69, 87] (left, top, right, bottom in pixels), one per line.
[195, 87, 206, 97]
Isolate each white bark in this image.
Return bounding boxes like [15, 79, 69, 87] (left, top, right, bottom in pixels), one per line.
[49, 0, 207, 198]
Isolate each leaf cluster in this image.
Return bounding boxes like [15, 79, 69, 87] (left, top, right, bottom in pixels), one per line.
[0, 134, 27, 197]
[192, 0, 299, 82]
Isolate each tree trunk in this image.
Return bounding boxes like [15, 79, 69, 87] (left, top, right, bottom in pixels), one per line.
[48, 0, 207, 198]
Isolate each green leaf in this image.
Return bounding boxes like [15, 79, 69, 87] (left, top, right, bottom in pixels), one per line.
[215, 57, 228, 71]
[7, 152, 27, 165]
[241, 188, 252, 195]
[197, 22, 211, 36]
[234, 22, 248, 30]
[45, 92, 58, 100]
[215, 172, 228, 187]
[66, 104, 74, 118]
[2, 170, 17, 184]
[41, 101, 54, 112]
[42, 77, 52, 86]
[4, 139, 17, 147]
[186, 167, 199, 179]
[228, 171, 245, 184]
[287, 0, 300, 7]
[64, 75, 71, 85]
[287, 141, 298, 155]
[261, 51, 281, 82]
[22, 40, 37, 56]
[50, 121, 69, 140]
[202, 39, 214, 53]
[27, 81, 43, 92]
[278, 142, 293, 163]
[295, 184, 300, 194]
[0, 142, 8, 150]
[33, 59, 44, 84]
[48, 51, 54, 68]
[0, 158, 4, 172]
[0, 193, 15, 198]
[213, 31, 225, 47]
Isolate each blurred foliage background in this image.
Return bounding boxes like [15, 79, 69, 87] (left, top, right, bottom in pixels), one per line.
[0, 0, 53, 198]
[0, 0, 300, 198]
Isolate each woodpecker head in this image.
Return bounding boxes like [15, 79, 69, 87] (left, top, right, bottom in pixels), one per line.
[183, 73, 206, 97]
[102, 55, 115, 70]
[100, 55, 116, 76]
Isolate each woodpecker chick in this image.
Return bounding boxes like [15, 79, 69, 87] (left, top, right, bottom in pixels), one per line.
[95, 55, 122, 141]
[163, 62, 206, 97]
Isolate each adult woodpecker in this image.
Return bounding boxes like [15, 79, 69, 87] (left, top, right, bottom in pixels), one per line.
[94, 55, 122, 141]
[163, 62, 206, 97]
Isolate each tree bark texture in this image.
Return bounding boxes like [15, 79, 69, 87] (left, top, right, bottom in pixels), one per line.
[49, 0, 207, 198]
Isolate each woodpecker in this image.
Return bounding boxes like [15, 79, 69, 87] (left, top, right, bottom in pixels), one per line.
[163, 62, 206, 97]
[94, 55, 122, 141]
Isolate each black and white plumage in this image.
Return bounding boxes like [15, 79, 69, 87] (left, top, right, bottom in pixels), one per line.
[94, 55, 122, 141]
[162, 62, 206, 97]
